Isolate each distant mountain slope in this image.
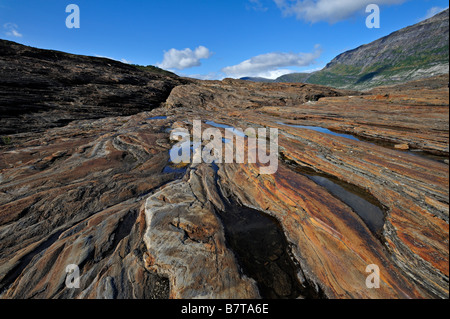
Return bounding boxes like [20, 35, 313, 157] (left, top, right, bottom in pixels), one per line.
[273, 9, 449, 90]
[274, 73, 312, 83]
[240, 76, 274, 83]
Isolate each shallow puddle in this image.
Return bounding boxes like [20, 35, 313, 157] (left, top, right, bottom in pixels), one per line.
[205, 121, 247, 138]
[211, 163, 322, 299]
[214, 200, 322, 299]
[276, 121, 448, 163]
[162, 165, 188, 175]
[147, 116, 167, 120]
[276, 121, 360, 141]
[307, 175, 385, 234]
[282, 157, 386, 237]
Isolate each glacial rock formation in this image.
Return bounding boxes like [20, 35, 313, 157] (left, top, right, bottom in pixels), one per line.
[165, 78, 357, 110]
[0, 39, 189, 135]
[0, 40, 448, 299]
[143, 165, 261, 299]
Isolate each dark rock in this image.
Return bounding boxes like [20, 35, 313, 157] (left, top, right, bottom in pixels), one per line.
[0, 39, 190, 135]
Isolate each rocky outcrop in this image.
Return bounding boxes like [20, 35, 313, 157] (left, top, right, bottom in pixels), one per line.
[0, 39, 190, 135]
[0, 40, 448, 299]
[159, 75, 448, 298]
[143, 165, 260, 299]
[0, 114, 178, 298]
[165, 78, 357, 110]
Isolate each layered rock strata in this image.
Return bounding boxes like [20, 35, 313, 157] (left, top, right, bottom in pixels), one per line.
[0, 42, 448, 298]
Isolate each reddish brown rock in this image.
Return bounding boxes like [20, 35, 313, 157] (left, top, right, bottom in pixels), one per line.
[394, 144, 410, 150]
[0, 51, 448, 299]
[0, 113, 178, 298]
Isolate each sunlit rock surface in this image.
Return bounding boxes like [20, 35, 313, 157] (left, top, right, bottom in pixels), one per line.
[0, 40, 448, 299]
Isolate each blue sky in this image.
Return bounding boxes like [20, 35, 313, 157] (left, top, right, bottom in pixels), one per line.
[0, 0, 448, 79]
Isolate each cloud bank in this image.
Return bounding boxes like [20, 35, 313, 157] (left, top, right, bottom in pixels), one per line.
[222, 45, 322, 79]
[274, 0, 405, 24]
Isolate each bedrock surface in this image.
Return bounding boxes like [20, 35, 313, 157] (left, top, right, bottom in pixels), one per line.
[0, 75, 448, 299]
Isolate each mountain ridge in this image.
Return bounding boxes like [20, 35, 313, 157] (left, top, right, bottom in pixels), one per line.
[242, 9, 449, 90]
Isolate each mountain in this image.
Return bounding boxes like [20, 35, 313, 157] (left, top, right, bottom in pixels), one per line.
[240, 76, 274, 83]
[273, 9, 449, 90]
[274, 73, 312, 83]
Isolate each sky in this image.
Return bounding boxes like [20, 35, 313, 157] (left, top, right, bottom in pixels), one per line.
[0, 0, 448, 80]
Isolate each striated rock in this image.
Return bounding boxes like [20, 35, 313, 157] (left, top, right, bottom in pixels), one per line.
[0, 40, 448, 299]
[256, 75, 450, 157]
[0, 113, 178, 298]
[143, 165, 260, 299]
[154, 75, 448, 298]
[165, 78, 358, 110]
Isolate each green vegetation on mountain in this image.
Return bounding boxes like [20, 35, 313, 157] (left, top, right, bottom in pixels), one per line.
[274, 73, 312, 83]
[240, 77, 274, 83]
[243, 9, 449, 90]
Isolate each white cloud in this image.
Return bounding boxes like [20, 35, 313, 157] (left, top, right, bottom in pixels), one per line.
[157, 46, 212, 70]
[419, 6, 448, 22]
[274, 0, 405, 24]
[3, 23, 22, 38]
[221, 45, 322, 78]
[251, 69, 296, 79]
[183, 72, 226, 81]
